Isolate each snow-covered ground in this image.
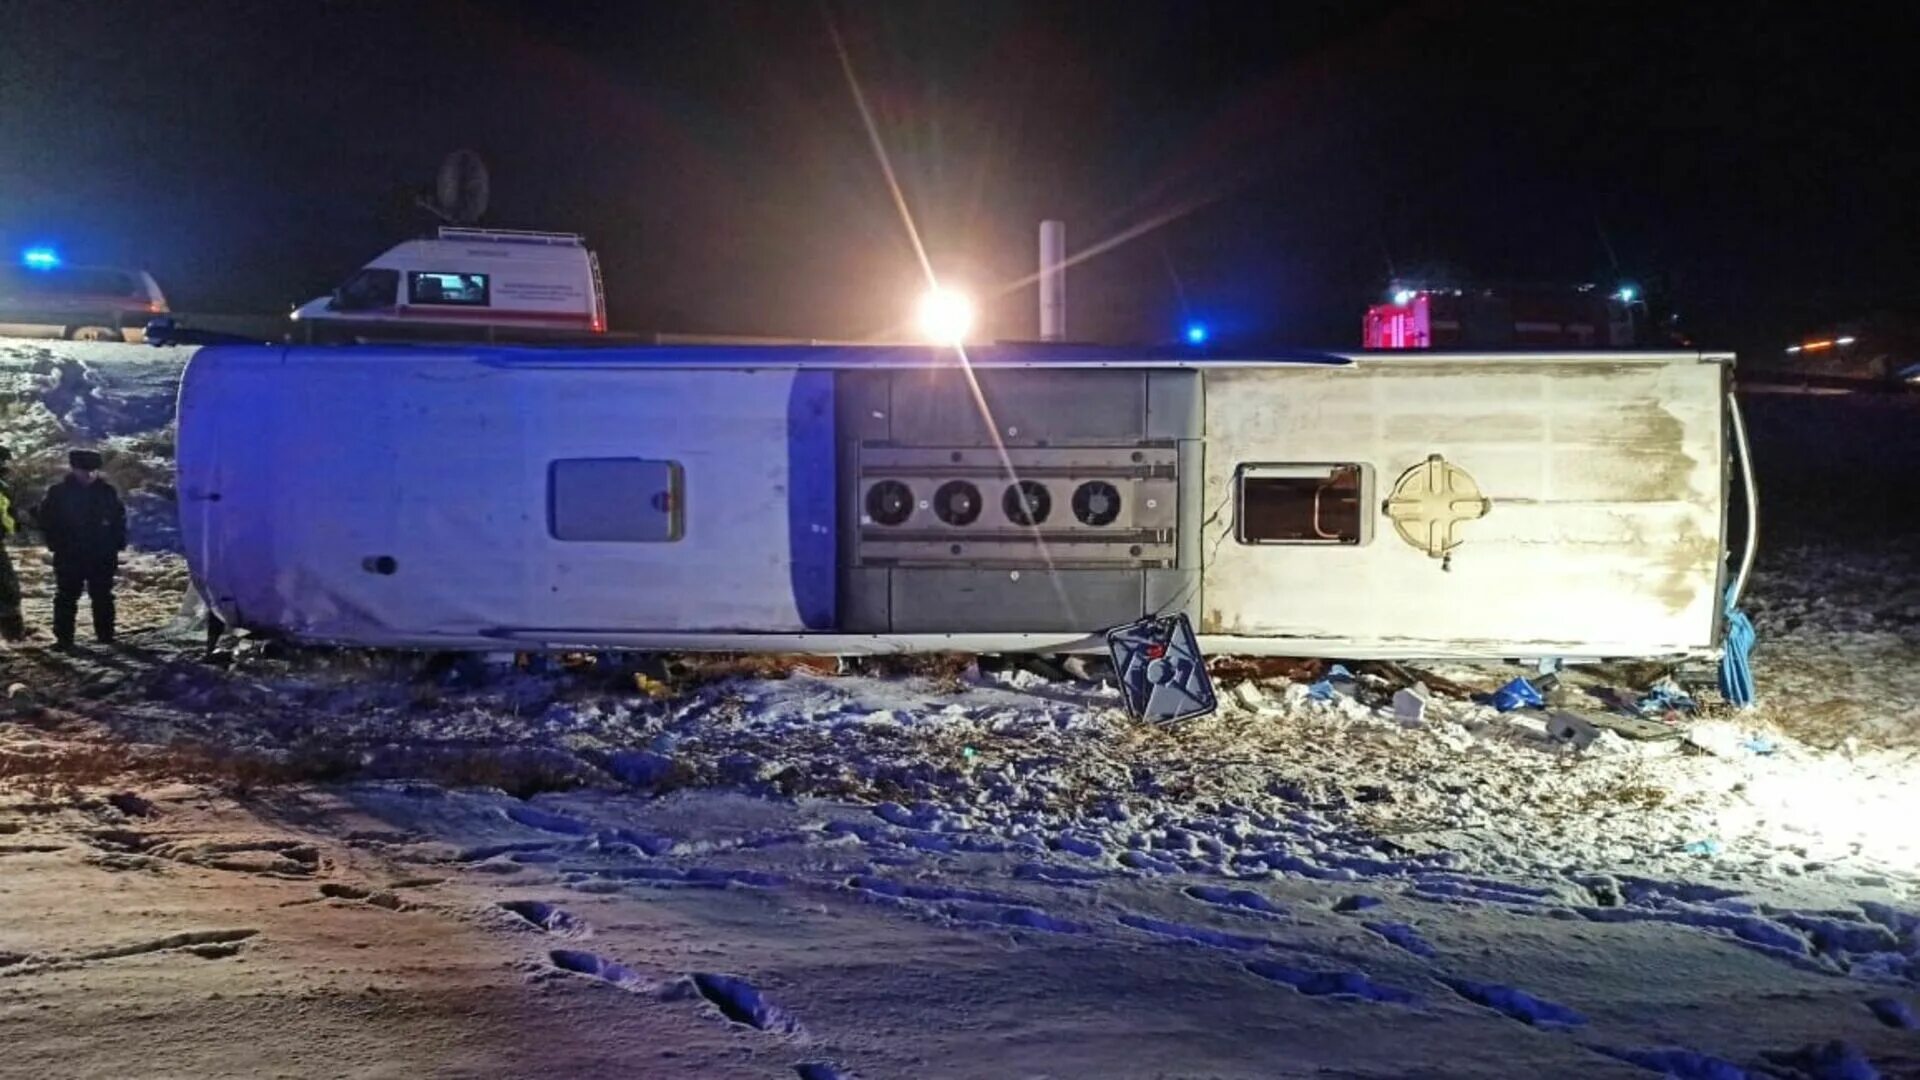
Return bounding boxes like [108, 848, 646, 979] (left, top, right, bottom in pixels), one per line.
[1, 338, 1917, 1079]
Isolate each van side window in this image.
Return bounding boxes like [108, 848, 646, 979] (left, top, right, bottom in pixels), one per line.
[408, 271, 490, 307]
[331, 268, 399, 312]
[1236, 463, 1371, 545]
[42, 269, 137, 296]
[549, 459, 684, 542]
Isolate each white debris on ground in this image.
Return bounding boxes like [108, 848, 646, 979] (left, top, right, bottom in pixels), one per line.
[2, 338, 1918, 1079]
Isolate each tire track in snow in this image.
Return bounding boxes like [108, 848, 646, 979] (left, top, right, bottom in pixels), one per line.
[1117, 914, 1275, 952]
[515, 892, 817, 1050]
[1244, 960, 1420, 1005]
[499, 900, 586, 936]
[1362, 921, 1437, 958]
[576, 865, 790, 890]
[3, 928, 259, 977]
[690, 972, 803, 1035]
[549, 949, 651, 992]
[1866, 997, 1917, 1029]
[1591, 1045, 1752, 1079]
[319, 883, 409, 910]
[1439, 976, 1584, 1027]
[1184, 884, 1288, 918]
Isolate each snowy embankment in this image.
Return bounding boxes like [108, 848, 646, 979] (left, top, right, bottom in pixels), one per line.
[0, 338, 191, 637]
[0, 338, 187, 546]
[1, 337, 1917, 1078]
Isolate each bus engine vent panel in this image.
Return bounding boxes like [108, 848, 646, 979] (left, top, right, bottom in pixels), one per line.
[837, 368, 1202, 634]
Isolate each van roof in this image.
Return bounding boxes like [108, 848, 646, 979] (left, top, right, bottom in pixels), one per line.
[436, 227, 585, 247]
[370, 236, 594, 267]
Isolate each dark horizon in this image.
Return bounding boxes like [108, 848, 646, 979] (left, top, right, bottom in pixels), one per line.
[3, 0, 1916, 353]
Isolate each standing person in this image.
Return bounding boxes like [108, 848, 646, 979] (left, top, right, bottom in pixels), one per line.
[0, 447, 23, 640]
[38, 449, 126, 650]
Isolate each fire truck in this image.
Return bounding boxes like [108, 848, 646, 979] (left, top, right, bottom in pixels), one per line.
[1363, 282, 1639, 350]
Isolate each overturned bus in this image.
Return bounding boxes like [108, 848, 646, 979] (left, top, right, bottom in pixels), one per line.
[175, 344, 1752, 660]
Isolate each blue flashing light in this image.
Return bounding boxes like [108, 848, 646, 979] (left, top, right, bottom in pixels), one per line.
[1184, 322, 1209, 345]
[21, 247, 61, 270]
[1391, 288, 1417, 306]
[1614, 285, 1638, 303]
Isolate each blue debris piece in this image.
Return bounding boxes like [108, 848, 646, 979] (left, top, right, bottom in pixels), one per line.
[1720, 585, 1757, 708]
[1305, 663, 1355, 702]
[1107, 614, 1217, 725]
[1488, 678, 1545, 713]
[1681, 839, 1724, 857]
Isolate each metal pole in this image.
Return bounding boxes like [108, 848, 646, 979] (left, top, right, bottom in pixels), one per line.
[1039, 220, 1065, 341]
[1726, 389, 1759, 608]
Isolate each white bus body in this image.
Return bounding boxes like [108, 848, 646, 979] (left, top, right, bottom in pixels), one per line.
[177, 345, 1736, 660]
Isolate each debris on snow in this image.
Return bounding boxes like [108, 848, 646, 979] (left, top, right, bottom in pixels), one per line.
[1392, 683, 1431, 727]
[1685, 721, 1769, 759]
[1547, 710, 1600, 750]
[1487, 678, 1545, 712]
[1635, 676, 1699, 718]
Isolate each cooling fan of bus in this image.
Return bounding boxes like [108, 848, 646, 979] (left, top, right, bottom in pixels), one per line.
[1072, 480, 1122, 526]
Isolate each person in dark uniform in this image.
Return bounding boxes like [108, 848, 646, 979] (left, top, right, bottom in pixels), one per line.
[0, 447, 24, 640]
[38, 449, 127, 649]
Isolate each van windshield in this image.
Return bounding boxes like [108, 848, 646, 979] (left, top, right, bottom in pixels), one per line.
[330, 268, 399, 312]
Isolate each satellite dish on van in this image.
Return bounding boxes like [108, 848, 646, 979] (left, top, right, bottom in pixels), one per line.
[419, 149, 490, 224]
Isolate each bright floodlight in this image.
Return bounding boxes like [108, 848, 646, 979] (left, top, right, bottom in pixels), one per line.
[20, 247, 59, 270]
[1837, 335, 1857, 346]
[1391, 288, 1417, 306]
[916, 287, 975, 345]
[1614, 285, 1638, 303]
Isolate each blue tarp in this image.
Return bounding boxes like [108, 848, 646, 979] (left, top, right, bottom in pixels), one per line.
[1719, 586, 1757, 708]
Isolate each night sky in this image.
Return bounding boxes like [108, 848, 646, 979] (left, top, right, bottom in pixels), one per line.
[3, 0, 1916, 353]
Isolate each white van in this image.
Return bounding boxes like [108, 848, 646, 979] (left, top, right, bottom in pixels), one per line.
[290, 227, 607, 342]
